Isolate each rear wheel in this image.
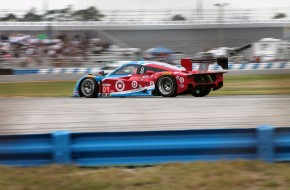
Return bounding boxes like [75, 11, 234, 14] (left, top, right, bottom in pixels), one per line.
[191, 86, 211, 97]
[157, 76, 177, 97]
[80, 78, 98, 98]
[191, 75, 212, 97]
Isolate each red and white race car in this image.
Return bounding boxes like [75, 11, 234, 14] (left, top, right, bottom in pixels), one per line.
[73, 57, 228, 98]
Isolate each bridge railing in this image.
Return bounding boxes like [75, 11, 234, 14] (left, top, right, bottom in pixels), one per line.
[100, 8, 290, 22]
[1, 8, 289, 22]
[0, 19, 289, 27]
[0, 125, 289, 166]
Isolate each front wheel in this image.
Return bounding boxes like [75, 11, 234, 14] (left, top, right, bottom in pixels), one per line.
[80, 78, 98, 98]
[191, 86, 211, 97]
[157, 76, 177, 97]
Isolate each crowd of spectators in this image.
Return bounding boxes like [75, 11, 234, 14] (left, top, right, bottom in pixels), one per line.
[0, 33, 94, 67]
[0, 32, 144, 68]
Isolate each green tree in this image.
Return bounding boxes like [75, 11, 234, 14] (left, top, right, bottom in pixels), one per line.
[72, 6, 104, 21]
[273, 13, 287, 19]
[43, 5, 73, 21]
[171, 14, 186, 21]
[0, 13, 18, 21]
[21, 8, 42, 21]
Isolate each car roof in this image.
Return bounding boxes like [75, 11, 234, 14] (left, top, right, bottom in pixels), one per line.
[122, 60, 184, 71]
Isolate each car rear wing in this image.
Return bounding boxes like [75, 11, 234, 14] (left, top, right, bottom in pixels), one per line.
[181, 57, 228, 73]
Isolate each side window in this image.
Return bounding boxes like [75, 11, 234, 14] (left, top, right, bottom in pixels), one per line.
[146, 66, 165, 72]
[136, 66, 165, 74]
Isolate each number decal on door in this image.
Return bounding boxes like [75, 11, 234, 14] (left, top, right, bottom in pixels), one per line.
[102, 86, 110, 93]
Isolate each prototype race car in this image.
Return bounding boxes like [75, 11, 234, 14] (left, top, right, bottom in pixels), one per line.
[72, 57, 228, 98]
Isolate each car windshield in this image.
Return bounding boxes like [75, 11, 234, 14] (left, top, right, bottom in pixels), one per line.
[113, 65, 139, 75]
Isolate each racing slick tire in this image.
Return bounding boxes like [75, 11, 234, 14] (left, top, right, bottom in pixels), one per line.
[80, 78, 98, 98]
[191, 86, 211, 97]
[156, 75, 177, 97]
[191, 75, 212, 97]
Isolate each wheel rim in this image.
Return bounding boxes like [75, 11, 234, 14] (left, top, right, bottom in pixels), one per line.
[158, 77, 173, 95]
[195, 89, 201, 94]
[194, 86, 205, 95]
[81, 79, 95, 96]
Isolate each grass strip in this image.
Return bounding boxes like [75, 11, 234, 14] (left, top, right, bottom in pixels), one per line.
[0, 81, 74, 97]
[0, 161, 289, 190]
[0, 74, 289, 97]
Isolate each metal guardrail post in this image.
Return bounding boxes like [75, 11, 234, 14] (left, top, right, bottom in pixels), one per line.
[257, 125, 274, 163]
[52, 131, 72, 164]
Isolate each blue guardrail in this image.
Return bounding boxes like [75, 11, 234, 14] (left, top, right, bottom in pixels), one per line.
[0, 125, 289, 166]
[10, 62, 290, 75]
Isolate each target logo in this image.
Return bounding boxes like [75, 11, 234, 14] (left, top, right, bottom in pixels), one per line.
[131, 81, 138, 88]
[179, 77, 184, 83]
[115, 80, 125, 91]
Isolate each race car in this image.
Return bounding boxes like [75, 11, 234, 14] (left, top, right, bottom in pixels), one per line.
[72, 57, 228, 98]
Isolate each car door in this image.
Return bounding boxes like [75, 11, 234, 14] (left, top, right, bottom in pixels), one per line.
[101, 64, 150, 96]
[100, 64, 139, 96]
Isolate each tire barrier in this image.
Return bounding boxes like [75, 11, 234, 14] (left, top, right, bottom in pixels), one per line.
[0, 125, 289, 166]
[10, 62, 290, 75]
[0, 69, 13, 75]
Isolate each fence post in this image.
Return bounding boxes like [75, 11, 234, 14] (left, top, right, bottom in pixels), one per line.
[52, 131, 72, 164]
[257, 125, 274, 163]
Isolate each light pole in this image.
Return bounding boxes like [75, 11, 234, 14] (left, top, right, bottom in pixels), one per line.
[43, 0, 53, 38]
[197, 0, 203, 20]
[43, 0, 49, 15]
[214, 3, 229, 47]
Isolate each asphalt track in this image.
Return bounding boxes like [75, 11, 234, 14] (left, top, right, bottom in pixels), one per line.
[0, 69, 290, 82]
[0, 95, 289, 135]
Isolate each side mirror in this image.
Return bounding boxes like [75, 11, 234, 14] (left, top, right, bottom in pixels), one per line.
[98, 70, 105, 76]
[146, 70, 155, 75]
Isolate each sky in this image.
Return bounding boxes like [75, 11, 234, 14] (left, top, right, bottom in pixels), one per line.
[0, 0, 290, 12]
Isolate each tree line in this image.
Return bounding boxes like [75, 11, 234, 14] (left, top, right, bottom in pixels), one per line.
[0, 6, 104, 21]
[0, 5, 287, 22]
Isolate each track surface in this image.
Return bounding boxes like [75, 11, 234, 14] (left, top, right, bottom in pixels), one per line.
[0, 95, 289, 135]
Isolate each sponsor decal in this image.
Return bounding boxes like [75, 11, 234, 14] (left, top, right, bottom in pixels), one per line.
[115, 80, 125, 91]
[179, 77, 184, 83]
[150, 81, 154, 86]
[162, 72, 171, 75]
[131, 81, 138, 88]
[102, 93, 111, 97]
[102, 83, 111, 87]
[110, 85, 154, 95]
[180, 84, 184, 88]
[140, 67, 145, 74]
[176, 76, 180, 80]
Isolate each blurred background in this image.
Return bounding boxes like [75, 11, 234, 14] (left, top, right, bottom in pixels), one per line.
[0, 0, 290, 69]
[0, 2, 290, 180]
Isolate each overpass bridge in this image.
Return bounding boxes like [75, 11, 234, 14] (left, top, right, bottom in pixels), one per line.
[0, 20, 289, 54]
